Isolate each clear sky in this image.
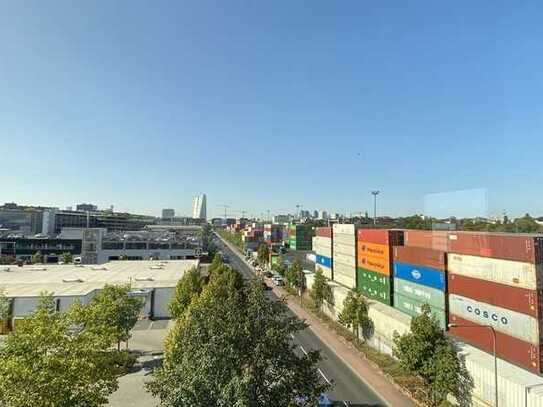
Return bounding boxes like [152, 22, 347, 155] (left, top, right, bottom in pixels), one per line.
[1, 1, 542, 219]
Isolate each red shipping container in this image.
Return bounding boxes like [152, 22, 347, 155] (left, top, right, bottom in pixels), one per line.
[448, 314, 542, 374]
[448, 273, 540, 318]
[316, 227, 332, 238]
[393, 246, 446, 271]
[357, 229, 404, 246]
[448, 232, 543, 264]
[403, 230, 450, 251]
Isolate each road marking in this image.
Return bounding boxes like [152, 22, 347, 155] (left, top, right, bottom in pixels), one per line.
[343, 401, 349, 406]
[299, 345, 308, 355]
[318, 368, 331, 385]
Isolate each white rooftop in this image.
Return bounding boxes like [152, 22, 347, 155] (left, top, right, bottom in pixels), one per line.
[0, 260, 199, 297]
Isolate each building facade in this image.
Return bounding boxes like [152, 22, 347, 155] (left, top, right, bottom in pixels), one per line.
[192, 194, 207, 219]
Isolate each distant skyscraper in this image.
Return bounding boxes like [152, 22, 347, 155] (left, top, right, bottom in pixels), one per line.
[313, 210, 319, 218]
[162, 208, 175, 219]
[192, 194, 207, 219]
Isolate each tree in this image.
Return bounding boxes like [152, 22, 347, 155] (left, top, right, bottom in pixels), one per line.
[272, 258, 287, 277]
[31, 251, 43, 264]
[81, 284, 143, 350]
[0, 255, 15, 265]
[147, 278, 329, 406]
[393, 304, 472, 406]
[257, 243, 270, 265]
[0, 295, 120, 407]
[338, 290, 372, 342]
[169, 267, 204, 319]
[208, 252, 223, 275]
[285, 260, 302, 288]
[59, 252, 73, 264]
[0, 287, 9, 333]
[310, 268, 332, 311]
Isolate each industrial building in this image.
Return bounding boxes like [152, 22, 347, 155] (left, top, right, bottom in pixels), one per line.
[0, 259, 200, 327]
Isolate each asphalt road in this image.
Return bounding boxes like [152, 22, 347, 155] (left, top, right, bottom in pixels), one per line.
[215, 236, 385, 407]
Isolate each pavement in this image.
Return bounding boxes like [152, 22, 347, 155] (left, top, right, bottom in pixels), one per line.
[217, 234, 416, 407]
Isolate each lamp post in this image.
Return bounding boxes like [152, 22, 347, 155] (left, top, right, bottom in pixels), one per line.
[371, 191, 380, 225]
[449, 323, 498, 406]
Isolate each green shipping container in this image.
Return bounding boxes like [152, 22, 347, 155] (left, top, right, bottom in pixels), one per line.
[393, 292, 447, 330]
[358, 283, 392, 305]
[393, 278, 446, 310]
[270, 254, 280, 265]
[357, 268, 390, 291]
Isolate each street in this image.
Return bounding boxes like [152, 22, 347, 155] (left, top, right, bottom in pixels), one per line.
[216, 236, 386, 407]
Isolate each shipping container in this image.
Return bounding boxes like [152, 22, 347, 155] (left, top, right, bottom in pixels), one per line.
[334, 252, 356, 267]
[333, 234, 356, 246]
[393, 278, 446, 310]
[333, 242, 356, 256]
[448, 253, 543, 290]
[357, 267, 390, 289]
[333, 224, 357, 235]
[333, 262, 356, 288]
[357, 272, 391, 296]
[449, 294, 540, 345]
[449, 314, 542, 374]
[449, 273, 539, 318]
[448, 232, 543, 264]
[358, 254, 391, 276]
[403, 229, 450, 251]
[314, 245, 332, 259]
[316, 227, 332, 238]
[393, 246, 446, 271]
[313, 236, 332, 247]
[359, 283, 392, 305]
[357, 229, 404, 246]
[316, 254, 332, 269]
[394, 292, 447, 329]
[357, 242, 390, 261]
[393, 261, 446, 291]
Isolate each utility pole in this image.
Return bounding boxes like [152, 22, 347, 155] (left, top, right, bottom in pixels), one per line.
[371, 191, 380, 225]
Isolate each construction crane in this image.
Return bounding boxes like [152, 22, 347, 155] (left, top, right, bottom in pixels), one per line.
[217, 205, 230, 220]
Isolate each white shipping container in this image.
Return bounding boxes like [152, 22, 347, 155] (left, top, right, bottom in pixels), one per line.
[304, 271, 315, 291]
[313, 236, 332, 247]
[333, 242, 356, 256]
[333, 234, 356, 246]
[368, 301, 411, 344]
[333, 262, 356, 288]
[333, 224, 356, 235]
[449, 294, 540, 345]
[315, 245, 332, 258]
[315, 264, 332, 280]
[448, 253, 542, 290]
[456, 341, 543, 407]
[334, 252, 356, 267]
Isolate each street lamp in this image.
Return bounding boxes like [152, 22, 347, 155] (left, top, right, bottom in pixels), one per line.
[448, 323, 498, 407]
[371, 191, 380, 225]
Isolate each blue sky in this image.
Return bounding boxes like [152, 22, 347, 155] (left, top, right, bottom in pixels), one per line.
[1, 1, 542, 219]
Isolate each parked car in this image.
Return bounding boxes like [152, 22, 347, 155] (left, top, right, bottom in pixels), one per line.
[272, 276, 284, 286]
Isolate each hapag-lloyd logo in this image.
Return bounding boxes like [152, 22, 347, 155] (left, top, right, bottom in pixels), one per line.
[465, 305, 508, 326]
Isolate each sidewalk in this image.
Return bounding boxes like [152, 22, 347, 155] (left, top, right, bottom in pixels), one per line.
[217, 235, 417, 407]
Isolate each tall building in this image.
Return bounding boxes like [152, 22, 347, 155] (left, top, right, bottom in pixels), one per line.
[192, 194, 207, 220]
[76, 203, 98, 212]
[162, 208, 175, 219]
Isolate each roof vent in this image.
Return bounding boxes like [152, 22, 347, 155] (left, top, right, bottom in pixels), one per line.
[63, 278, 84, 283]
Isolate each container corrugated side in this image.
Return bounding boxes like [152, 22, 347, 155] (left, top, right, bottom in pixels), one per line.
[393, 246, 446, 271]
[333, 242, 356, 256]
[393, 278, 446, 310]
[448, 253, 542, 290]
[313, 236, 332, 247]
[333, 263, 356, 288]
[358, 254, 391, 276]
[357, 267, 390, 289]
[449, 314, 542, 374]
[315, 245, 333, 259]
[448, 273, 539, 318]
[357, 229, 390, 245]
[315, 264, 332, 280]
[357, 241, 390, 261]
[334, 252, 356, 267]
[403, 229, 450, 251]
[393, 261, 446, 291]
[359, 283, 392, 305]
[394, 292, 447, 329]
[333, 234, 356, 246]
[449, 294, 540, 345]
[333, 224, 356, 235]
[316, 254, 332, 269]
[315, 227, 332, 238]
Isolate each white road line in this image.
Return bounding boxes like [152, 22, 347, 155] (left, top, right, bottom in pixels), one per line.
[299, 345, 308, 355]
[290, 333, 295, 340]
[318, 368, 331, 385]
[343, 401, 349, 407]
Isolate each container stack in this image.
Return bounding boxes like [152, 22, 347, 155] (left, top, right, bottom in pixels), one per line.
[314, 227, 333, 279]
[263, 224, 282, 244]
[392, 245, 447, 329]
[447, 232, 543, 374]
[332, 224, 359, 289]
[356, 229, 404, 306]
[288, 224, 314, 251]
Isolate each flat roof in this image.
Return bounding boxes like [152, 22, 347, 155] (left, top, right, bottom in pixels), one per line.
[0, 260, 199, 297]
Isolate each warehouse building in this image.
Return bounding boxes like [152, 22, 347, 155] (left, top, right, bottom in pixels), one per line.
[0, 259, 199, 328]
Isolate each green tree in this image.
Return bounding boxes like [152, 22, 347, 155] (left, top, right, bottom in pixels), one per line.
[310, 268, 332, 311]
[81, 284, 143, 350]
[285, 260, 302, 288]
[257, 243, 270, 265]
[0, 295, 120, 407]
[513, 213, 540, 233]
[31, 251, 43, 264]
[0, 287, 9, 333]
[169, 267, 204, 319]
[0, 256, 15, 265]
[393, 304, 472, 406]
[208, 252, 224, 275]
[272, 258, 287, 277]
[147, 278, 328, 406]
[338, 290, 372, 342]
[59, 252, 73, 264]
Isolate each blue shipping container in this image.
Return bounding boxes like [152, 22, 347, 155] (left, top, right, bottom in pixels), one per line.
[316, 254, 332, 269]
[393, 261, 446, 292]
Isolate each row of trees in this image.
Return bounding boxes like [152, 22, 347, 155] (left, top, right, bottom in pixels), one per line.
[148, 255, 329, 406]
[0, 285, 143, 406]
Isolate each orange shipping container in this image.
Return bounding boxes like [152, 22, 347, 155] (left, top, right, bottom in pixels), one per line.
[357, 241, 390, 261]
[357, 253, 391, 276]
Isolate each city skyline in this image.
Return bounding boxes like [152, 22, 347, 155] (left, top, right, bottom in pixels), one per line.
[2, 1, 542, 219]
